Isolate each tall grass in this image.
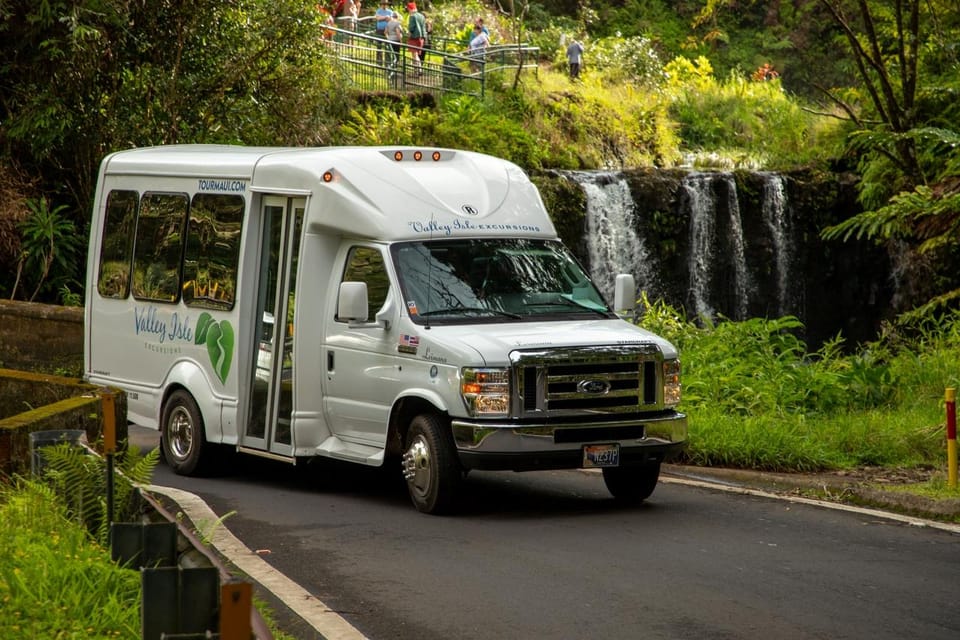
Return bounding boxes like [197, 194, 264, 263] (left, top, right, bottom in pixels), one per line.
[637, 296, 953, 471]
[0, 481, 140, 638]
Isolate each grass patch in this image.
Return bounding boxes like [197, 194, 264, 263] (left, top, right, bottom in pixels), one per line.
[0, 481, 140, 638]
[0, 446, 298, 639]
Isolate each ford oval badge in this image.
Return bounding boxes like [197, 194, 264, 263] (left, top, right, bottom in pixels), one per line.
[578, 379, 611, 395]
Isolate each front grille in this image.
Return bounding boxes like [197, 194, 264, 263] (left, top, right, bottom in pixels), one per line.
[510, 344, 663, 418]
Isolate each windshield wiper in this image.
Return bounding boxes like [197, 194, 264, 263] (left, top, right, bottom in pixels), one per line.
[419, 307, 522, 319]
[527, 296, 611, 316]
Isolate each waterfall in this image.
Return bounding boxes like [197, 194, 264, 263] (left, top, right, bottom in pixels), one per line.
[682, 174, 716, 319]
[570, 172, 654, 302]
[760, 173, 794, 316]
[564, 169, 801, 325]
[554, 167, 890, 348]
[681, 173, 751, 320]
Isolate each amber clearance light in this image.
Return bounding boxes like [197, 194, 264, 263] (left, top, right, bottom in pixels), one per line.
[322, 171, 334, 183]
[394, 151, 404, 161]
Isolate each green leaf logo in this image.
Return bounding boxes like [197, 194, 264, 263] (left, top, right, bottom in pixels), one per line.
[195, 312, 234, 384]
[195, 312, 214, 345]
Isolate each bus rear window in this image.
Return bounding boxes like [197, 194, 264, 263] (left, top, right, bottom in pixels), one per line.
[97, 190, 138, 299]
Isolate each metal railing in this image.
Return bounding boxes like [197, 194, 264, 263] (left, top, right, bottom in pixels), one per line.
[322, 24, 539, 98]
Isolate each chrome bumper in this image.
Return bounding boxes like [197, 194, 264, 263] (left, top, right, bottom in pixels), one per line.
[451, 412, 687, 471]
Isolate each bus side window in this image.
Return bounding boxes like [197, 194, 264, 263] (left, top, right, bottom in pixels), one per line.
[97, 190, 138, 299]
[183, 193, 244, 310]
[340, 246, 389, 321]
[132, 192, 189, 303]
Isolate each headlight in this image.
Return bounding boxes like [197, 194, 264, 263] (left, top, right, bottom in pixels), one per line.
[461, 367, 510, 417]
[663, 359, 681, 408]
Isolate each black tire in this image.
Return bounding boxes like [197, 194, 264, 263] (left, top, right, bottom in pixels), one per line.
[161, 389, 212, 476]
[602, 462, 661, 503]
[402, 413, 461, 514]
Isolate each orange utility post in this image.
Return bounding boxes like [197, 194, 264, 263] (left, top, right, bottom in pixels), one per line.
[102, 391, 118, 525]
[947, 388, 957, 489]
[220, 582, 253, 639]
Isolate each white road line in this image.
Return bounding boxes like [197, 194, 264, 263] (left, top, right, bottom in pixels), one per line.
[661, 475, 960, 535]
[147, 484, 369, 640]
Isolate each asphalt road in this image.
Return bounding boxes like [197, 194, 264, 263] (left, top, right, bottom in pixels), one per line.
[137, 428, 960, 640]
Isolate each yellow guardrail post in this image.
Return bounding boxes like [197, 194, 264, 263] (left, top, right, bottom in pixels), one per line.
[947, 388, 957, 489]
[102, 390, 117, 524]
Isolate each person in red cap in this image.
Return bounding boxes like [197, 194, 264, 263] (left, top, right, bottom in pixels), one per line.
[406, 2, 427, 75]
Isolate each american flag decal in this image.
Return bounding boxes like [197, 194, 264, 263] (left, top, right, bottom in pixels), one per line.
[400, 334, 420, 347]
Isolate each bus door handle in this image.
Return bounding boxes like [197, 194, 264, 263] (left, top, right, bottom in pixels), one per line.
[327, 350, 334, 372]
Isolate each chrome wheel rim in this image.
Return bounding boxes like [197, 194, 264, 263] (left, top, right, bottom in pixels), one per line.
[168, 406, 194, 461]
[402, 434, 432, 498]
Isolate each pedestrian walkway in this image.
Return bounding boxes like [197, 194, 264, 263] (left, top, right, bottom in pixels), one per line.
[322, 23, 538, 98]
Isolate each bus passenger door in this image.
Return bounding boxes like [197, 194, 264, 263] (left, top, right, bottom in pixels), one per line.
[243, 195, 304, 457]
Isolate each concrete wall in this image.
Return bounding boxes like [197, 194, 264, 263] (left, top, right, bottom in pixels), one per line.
[0, 301, 128, 476]
[0, 300, 84, 374]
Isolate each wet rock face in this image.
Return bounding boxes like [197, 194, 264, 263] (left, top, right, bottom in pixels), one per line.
[538, 168, 896, 348]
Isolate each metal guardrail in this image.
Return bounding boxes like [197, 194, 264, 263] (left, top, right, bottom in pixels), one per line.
[322, 24, 539, 98]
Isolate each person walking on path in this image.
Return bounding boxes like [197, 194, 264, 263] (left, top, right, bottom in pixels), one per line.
[467, 24, 490, 72]
[566, 37, 584, 80]
[406, 2, 427, 75]
[375, 0, 392, 63]
[385, 10, 404, 73]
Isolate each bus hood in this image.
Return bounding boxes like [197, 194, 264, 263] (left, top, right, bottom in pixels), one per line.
[417, 318, 679, 366]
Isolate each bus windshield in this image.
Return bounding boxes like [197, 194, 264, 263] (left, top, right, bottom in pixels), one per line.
[391, 238, 613, 324]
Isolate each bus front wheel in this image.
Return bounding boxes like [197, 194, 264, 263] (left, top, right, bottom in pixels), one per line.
[602, 462, 661, 503]
[402, 413, 461, 515]
[161, 390, 211, 476]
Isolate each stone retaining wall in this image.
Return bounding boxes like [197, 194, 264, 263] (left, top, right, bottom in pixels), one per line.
[0, 300, 84, 374]
[0, 368, 127, 477]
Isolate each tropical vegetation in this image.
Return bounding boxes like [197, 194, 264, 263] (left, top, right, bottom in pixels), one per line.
[2, 7, 955, 635]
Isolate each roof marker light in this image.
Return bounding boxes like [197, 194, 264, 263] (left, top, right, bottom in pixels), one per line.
[432, 151, 442, 161]
[413, 151, 423, 161]
[322, 171, 334, 183]
[394, 151, 404, 161]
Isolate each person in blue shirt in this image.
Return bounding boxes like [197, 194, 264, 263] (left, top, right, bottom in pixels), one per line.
[375, 0, 392, 64]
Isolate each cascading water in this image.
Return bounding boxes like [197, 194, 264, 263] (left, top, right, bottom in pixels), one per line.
[569, 172, 654, 302]
[760, 172, 795, 317]
[556, 167, 890, 348]
[681, 173, 751, 320]
[567, 169, 806, 324]
[681, 173, 716, 318]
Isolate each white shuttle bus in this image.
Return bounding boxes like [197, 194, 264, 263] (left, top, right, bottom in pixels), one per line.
[84, 145, 687, 513]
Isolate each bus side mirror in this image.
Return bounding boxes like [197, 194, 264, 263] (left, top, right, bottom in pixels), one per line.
[613, 274, 636, 313]
[338, 281, 369, 324]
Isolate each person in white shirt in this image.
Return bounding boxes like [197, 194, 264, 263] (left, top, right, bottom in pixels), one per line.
[566, 37, 584, 80]
[467, 24, 490, 71]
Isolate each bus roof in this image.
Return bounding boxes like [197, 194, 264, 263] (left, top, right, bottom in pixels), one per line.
[101, 145, 558, 242]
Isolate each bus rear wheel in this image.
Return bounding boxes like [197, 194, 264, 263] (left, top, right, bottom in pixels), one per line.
[161, 390, 211, 476]
[401, 413, 461, 515]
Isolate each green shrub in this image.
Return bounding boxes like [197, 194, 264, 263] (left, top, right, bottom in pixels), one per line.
[635, 296, 948, 472]
[0, 481, 140, 637]
[663, 55, 845, 168]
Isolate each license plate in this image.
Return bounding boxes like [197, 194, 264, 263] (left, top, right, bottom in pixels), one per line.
[582, 443, 620, 468]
